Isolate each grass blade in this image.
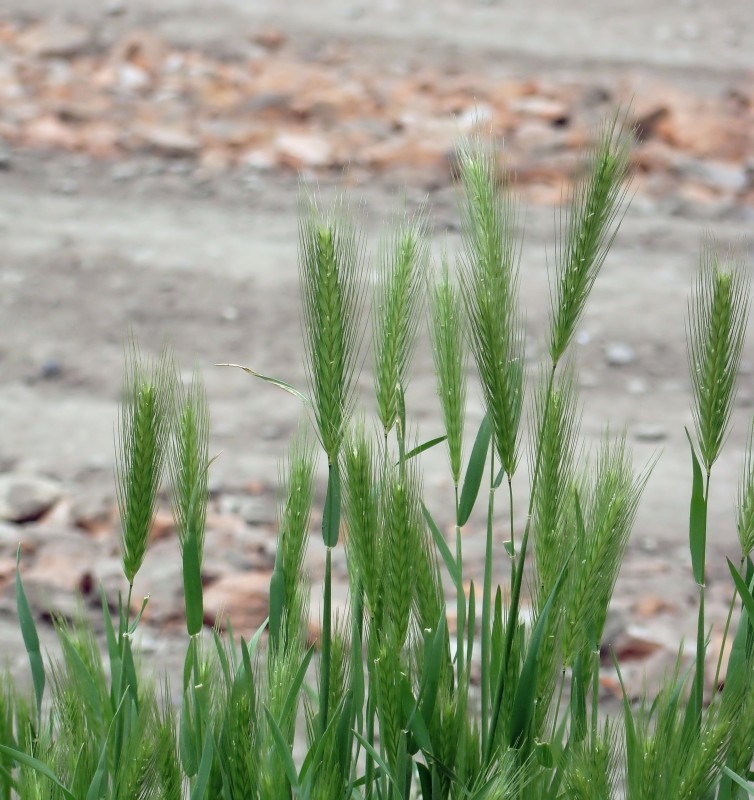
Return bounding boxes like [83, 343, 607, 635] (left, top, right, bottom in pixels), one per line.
[458, 413, 491, 526]
[183, 526, 204, 637]
[506, 555, 570, 751]
[217, 363, 311, 406]
[264, 707, 300, 792]
[401, 435, 448, 464]
[421, 502, 459, 585]
[14, 548, 44, 719]
[0, 746, 76, 800]
[727, 558, 754, 624]
[323, 462, 341, 548]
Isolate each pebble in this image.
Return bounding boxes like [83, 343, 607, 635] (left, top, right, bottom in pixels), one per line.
[40, 358, 63, 380]
[0, 146, 11, 171]
[0, 474, 63, 523]
[136, 125, 201, 158]
[275, 132, 333, 169]
[203, 571, 271, 633]
[633, 423, 667, 443]
[17, 22, 93, 59]
[605, 342, 636, 367]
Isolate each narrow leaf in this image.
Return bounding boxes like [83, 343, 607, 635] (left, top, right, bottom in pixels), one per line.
[15, 548, 45, 718]
[421, 502, 459, 584]
[182, 527, 204, 636]
[728, 558, 754, 624]
[507, 555, 570, 749]
[264, 707, 300, 791]
[217, 363, 311, 405]
[0, 746, 76, 800]
[189, 734, 214, 800]
[323, 462, 341, 547]
[401, 435, 448, 464]
[458, 413, 491, 526]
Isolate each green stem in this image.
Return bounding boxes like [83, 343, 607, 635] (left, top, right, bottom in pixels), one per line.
[551, 668, 567, 740]
[714, 556, 744, 691]
[319, 546, 333, 735]
[364, 686, 376, 799]
[694, 472, 711, 723]
[508, 475, 515, 577]
[455, 483, 465, 690]
[480, 441, 496, 758]
[486, 362, 557, 763]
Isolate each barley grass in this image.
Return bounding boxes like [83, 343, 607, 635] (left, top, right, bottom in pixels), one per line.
[4, 114, 754, 800]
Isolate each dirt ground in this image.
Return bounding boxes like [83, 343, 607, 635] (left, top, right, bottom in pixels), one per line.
[1, 0, 753, 699]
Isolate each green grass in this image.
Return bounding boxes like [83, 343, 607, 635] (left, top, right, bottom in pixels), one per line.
[3, 115, 754, 799]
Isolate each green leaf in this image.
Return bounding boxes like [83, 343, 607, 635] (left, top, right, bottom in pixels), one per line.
[85, 742, 109, 800]
[353, 733, 400, 793]
[217, 363, 311, 405]
[322, 462, 341, 547]
[417, 614, 447, 728]
[127, 594, 150, 635]
[264, 707, 299, 792]
[183, 525, 204, 637]
[401, 435, 448, 464]
[401, 677, 433, 756]
[281, 647, 314, 725]
[15, 548, 45, 719]
[466, 581, 476, 679]
[179, 691, 198, 778]
[728, 558, 754, 624]
[687, 428, 707, 585]
[723, 766, 754, 795]
[421, 502, 459, 585]
[189, 734, 214, 800]
[535, 740, 554, 768]
[0, 746, 76, 800]
[458, 413, 491, 526]
[508, 554, 570, 749]
[59, 633, 104, 732]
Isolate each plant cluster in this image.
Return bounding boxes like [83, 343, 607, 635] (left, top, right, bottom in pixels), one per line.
[2, 115, 754, 799]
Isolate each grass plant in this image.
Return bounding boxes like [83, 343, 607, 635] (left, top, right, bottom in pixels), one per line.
[2, 115, 754, 799]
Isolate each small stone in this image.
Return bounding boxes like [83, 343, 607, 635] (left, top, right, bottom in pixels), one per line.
[510, 96, 569, 124]
[0, 146, 11, 171]
[633, 423, 667, 443]
[117, 63, 150, 92]
[18, 22, 93, 59]
[136, 125, 201, 158]
[203, 571, 271, 633]
[605, 342, 635, 367]
[251, 28, 287, 50]
[634, 595, 674, 618]
[221, 306, 239, 322]
[0, 474, 63, 523]
[40, 359, 63, 380]
[275, 132, 333, 169]
[681, 159, 748, 193]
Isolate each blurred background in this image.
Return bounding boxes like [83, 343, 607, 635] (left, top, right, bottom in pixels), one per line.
[0, 0, 753, 696]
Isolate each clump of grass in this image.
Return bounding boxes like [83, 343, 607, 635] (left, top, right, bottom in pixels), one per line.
[3, 114, 754, 800]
